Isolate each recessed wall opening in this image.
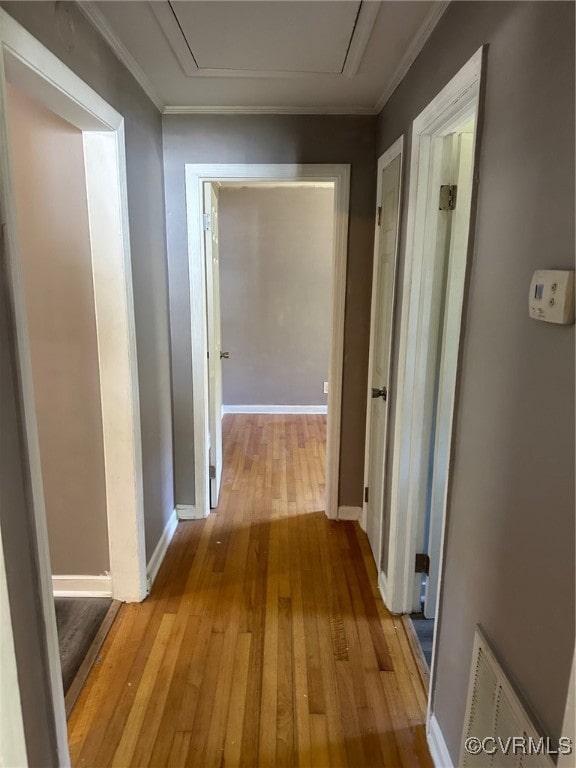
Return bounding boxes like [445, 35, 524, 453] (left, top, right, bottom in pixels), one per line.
[203, 180, 335, 512]
[4, 79, 122, 715]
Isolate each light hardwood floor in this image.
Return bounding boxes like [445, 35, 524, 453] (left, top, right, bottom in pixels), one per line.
[68, 414, 433, 767]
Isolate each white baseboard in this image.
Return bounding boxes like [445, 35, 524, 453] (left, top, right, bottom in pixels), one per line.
[222, 404, 328, 415]
[337, 505, 361, 521]
[146, 507, 178, 592]
[427, 714, 454, 768]
[52, 575, 112, 598]
[176, 504, 204, 520]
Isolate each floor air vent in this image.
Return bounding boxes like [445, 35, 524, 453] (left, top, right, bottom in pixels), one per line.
[461, 628, 555, 768]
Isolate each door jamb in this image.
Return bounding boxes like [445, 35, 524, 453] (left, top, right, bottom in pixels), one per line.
[184, 164, 350, 520]
[361, 134, 404, 581]
[384, 47, 483, 618]
[0, 10, 147, 763]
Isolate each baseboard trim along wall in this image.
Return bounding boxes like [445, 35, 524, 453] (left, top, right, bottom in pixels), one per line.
[427, 714, 454, 768]
[222, 405, 328, 415]
[146, 507, 178, 592]
[176, 504, 204, 520]
[52, 575, 112, 598]
[337, 505, 362, 521]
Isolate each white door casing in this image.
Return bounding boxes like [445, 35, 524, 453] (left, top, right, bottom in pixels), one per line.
[186, 164, 349, 521]
[384, 48, 483, 623]
[204, 183, 223, 508]
[363, 137, 404, 574]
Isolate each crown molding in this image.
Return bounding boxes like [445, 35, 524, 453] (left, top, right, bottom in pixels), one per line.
[375, 0, 451, 114]
[77, 1, 164, 113]
[163, 105, 377, 116]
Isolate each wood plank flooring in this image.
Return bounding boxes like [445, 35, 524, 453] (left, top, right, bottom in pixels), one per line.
[68, 414, 432, 767]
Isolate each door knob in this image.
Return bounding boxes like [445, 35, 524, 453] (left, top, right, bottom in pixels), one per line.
[220, 351, 230, 359]
[371, 386, 387, 401]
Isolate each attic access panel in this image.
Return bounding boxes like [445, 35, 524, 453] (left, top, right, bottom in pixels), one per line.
[169, 1, 362, 74]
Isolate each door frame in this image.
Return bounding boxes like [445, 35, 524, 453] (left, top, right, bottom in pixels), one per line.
[0, 11, 147, 762]
[383, 47, 484, 620]
[361, 135, 404, 573]
[184, 164, 350, 520]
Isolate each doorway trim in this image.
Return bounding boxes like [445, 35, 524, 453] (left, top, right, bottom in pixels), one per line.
[361, 134, 404, 571]
[0, 10, 147, 762]
[383, 47, 484, 618]
[185, 164, 350, 520]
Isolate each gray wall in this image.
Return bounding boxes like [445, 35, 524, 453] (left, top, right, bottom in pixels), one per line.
[163, 114, 377, 506]
[2, 1, 174, 562]
[377, 1, 575, 760]
[7, 84, 109, 575]
[219, 186, 333, 407]
[0, 232, 59, 766]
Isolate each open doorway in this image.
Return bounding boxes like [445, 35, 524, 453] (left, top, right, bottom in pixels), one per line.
[202, 180, 335, 509]
[368, 50, 484, 697]
[0, 10, 147, 760]
[4, 81, 124, 714]
[185, 164, 350, 521]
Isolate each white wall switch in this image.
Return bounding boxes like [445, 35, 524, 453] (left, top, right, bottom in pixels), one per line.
[323, 381, 329, 394]
[529, 270, 575, 325]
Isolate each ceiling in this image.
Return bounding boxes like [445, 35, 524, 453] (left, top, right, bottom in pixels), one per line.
[80, 1, 449, 114]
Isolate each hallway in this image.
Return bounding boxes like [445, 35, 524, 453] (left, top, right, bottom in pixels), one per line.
[67, 415, 432, 767]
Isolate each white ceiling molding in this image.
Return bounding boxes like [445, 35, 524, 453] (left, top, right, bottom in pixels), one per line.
[375, 0, 451, 113]
[148, 1, 198, 77]
[78, 1, 164, 112]
[163, 105, 377, 116]
[150, 0, 378, 81]
[342, 1, 381, 78]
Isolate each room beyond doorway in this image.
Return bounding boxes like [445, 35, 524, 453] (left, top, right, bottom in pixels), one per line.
[210, 181, 335, 511]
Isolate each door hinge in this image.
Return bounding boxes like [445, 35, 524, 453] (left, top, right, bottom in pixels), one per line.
[377, 206, 382, 226]
[415, 553, 430, 575]
[203, 213, 212, 231]
[364, 486, 369, 504]
[209, 464, 216, 479]
[439, 184, 457, 211]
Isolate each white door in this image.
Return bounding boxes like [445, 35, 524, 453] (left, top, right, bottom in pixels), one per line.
[203, 183, 224, 508]
[423, 131, 475, 618]
[365, 149, 402, 565]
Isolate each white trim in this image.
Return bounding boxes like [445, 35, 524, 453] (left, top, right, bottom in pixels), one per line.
[148, 0, 199, 78]
[0, 10, 149, 764]
[427, 714, 454, 768]
[185, 164, 349, 522]
[385, 47, 483, 617]
[375, 2, 450, 113]
[52, 575, 113, 598]
[362, 134, 404, 570]
[222, 405, 328, 415]
[343, 1, 381, 78]
[176, 504, 202, 520]
[83, 130, 147, 604]
[146, 508, 178, 592]
[164, 105, 376, 116]
[337, 506, 361, 522]
[77, 1, 164, 112]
